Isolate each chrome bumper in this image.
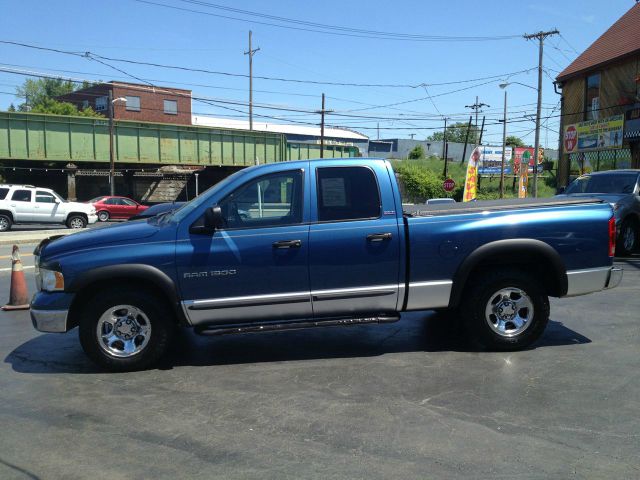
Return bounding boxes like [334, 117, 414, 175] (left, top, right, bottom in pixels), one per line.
[605, 267, 623, 290]
[30, 308, 69, 333]
[565, 266, 623, 297]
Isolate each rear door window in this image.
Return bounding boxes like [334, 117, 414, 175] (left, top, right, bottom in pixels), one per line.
[11, 190, 32, 202]
[316, 167, 381, 222]
[0, 187, 9, 200]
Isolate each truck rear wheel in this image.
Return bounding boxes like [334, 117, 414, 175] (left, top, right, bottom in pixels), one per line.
[78, 289, 172, 371]
[0, 214, 12, 232]
[461, 268, 549, 351]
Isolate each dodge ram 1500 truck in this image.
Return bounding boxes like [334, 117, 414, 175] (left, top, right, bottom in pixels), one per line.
[31, 159, 623, 371]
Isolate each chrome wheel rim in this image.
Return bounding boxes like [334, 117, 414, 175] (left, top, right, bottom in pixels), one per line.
[0, 217, 8, 231]
[98, 212, 109, 222]
[623, 226, 635, 252]
[96, 305, 152, 358]
[484, 288, 534, 338]
[69, 217, 84, 228]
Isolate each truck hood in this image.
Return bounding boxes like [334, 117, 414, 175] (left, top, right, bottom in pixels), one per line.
[41, 220, 159, 259]
[66, 200, 94, 212]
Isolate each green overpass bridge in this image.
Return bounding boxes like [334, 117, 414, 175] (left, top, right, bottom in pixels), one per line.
[0, 111, 357, 166]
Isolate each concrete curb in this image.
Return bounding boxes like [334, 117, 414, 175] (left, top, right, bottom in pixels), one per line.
[0, 229, 86, 246]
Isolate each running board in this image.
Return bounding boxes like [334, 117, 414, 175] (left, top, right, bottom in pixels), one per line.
[194, 314, 401, 336]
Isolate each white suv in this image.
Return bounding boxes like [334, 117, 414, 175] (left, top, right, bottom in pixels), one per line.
[0, 185, 98, 232]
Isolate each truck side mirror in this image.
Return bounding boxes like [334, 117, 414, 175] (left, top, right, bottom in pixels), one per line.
[190, 205, 224, 235]
[204, 205, 224, 230]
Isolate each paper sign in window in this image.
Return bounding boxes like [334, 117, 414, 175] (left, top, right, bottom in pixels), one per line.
[320, 177, 347, 207]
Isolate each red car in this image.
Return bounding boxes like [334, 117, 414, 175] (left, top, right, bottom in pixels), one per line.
[90, 196, 149, 222]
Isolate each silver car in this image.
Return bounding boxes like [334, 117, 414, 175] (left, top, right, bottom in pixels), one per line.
[557, 169, 640, 256]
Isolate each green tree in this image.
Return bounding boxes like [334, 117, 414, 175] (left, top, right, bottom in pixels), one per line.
[7, 104, 16, 112]
[426, 122, 480, 144]
[14, 78, 103, 117]
[408, 144, 425, 159]
[505, 135, 525, 147]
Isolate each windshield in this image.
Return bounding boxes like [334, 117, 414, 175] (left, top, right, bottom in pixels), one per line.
[565, 173, 639, 195]
[163, 168, 251, 223]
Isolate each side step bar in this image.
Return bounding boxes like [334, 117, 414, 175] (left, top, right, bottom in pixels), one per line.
[194, 314, 401, 337]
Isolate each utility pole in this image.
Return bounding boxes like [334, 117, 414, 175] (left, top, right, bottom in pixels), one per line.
[316, 94, 333, 158]
[108, 90, 115, 196]
[442, 117, 448, 178]
[244, 30, 260, 131]
[465, 96, 489, 147]
[524, 28, 559, 197]
[500, 89, 508, 198]
[461, 115, 473, 163]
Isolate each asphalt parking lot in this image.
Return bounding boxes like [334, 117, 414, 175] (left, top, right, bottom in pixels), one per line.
[0, 243, 638, 479]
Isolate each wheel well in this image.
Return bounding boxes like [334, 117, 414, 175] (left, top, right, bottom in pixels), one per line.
[449, 241, 567, 308]
[67, 278, 180, 330]
[0, 210, 14, 221]
[67, 212, 88, 220]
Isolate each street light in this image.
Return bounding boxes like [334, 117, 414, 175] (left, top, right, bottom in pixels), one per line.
[108, 93, 127, 196]
[500, 81, 541, 197]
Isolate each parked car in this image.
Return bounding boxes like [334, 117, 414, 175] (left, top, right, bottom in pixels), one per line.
[425, 198, 456, 205]
[90, 196, 149, 222]
[128, 201, 185, 221]
[0, 184, 97, 231]
[31, 158, 621, 371]
[556, 169, 640, 255]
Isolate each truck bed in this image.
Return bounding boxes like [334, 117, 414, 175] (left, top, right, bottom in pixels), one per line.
[404, 197, 604, 217]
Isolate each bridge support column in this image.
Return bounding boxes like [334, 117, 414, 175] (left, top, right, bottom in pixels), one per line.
[66, 163, 77, 201]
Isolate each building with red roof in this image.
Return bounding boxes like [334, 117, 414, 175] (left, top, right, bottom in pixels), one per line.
[556, 3, 640, 184]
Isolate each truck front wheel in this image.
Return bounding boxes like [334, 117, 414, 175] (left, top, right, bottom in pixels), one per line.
[78, 289, 172, 371]
[462, 269, 549, 351]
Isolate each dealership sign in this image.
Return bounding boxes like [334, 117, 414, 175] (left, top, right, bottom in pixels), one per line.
[477, 145, 513, 175]
[563, 115, 624, 153]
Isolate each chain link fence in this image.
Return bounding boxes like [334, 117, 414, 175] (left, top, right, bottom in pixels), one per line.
[569, 148, 632, 175]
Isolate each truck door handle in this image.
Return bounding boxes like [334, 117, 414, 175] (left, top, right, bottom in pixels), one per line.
[272, 240, 302, 249]
[367, 233, 392, 242]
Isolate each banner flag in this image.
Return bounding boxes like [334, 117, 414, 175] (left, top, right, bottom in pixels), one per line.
[463, 147, 480, 202]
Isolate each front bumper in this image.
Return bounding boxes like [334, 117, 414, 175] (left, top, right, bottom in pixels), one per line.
[87, 213, 98, 224]
[31, 308, 69, 333]
[565, 266, 623, 297]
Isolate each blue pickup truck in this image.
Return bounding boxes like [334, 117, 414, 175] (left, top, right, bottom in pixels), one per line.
[31, 159, 622, 371]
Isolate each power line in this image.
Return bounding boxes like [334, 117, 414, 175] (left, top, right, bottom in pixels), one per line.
[136, 0, 522, 42]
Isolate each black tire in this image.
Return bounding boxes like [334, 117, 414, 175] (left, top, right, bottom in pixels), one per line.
[0, 214, 12, 232]
[66, 214, 87, 229]
[78, 288, 173, 371]
[97, 210, 110, 222]
[461, 268, 549, 351]
[616, 218, 638, 257]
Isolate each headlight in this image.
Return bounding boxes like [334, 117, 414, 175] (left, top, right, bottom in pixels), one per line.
[37, 268, 65, 292]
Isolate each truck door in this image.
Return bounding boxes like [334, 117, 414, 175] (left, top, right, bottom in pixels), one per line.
[33, 190, 60, 223]
[176, 168, 312, 326]
[309, 164, 401, 317]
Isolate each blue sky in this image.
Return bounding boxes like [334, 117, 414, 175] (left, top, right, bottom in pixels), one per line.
[0, 0, 633, 147]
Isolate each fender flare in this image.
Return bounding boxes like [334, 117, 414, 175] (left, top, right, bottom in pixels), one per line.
[448, 239, 568, 308]
[67, 264, 187, 325]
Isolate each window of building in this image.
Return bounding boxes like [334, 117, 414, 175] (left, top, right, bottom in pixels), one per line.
[316, 167, 381, 222]
[585, 73, 601, 121]
[95, 96, 108, 112]
[163, 100, 178, 115]
[125, 96, 141, 112]
[82, 100, 89, 109]
[11, 190, 32, 202]
[219, 171, 303, 229]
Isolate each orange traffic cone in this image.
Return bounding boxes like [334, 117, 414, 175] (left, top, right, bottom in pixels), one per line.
[2, 245, 30, 311]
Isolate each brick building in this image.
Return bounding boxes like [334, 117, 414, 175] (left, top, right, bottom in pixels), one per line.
[57, 81, 192, 125]
[556, 3, 640, 186]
